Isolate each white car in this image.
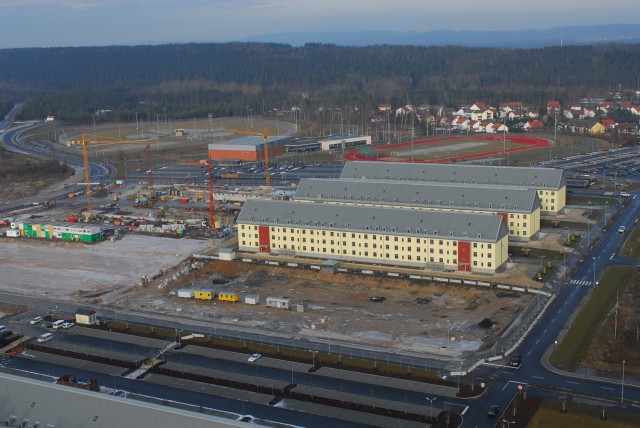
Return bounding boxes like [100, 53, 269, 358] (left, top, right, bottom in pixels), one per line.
[248, 353, 262, 363]
[61, 322, 75, 329]
[621, 192, 631, 197]
[29, 316, 44, 325]
[0, 325, 6, 332]
[37, 333, 53, 343]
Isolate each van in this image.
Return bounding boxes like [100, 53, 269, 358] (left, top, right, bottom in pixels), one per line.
[619, 226, 626, 234]
[37, 333, 53, 343]
[52, 320, 65, 329]
[0, 325, 6, 332]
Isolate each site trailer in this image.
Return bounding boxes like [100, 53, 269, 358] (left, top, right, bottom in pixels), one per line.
[266, 297, 292, 310]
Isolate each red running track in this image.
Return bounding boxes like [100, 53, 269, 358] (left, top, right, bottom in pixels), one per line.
[344, 135, 551, 163]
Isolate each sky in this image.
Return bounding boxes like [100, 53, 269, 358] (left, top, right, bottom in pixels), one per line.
[1, 0, 639, 49]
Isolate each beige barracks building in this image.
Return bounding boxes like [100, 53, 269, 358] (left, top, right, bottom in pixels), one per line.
[294, 178, 541, 241]
[238, 199, 509, 274]
[340, 161, 566, 215]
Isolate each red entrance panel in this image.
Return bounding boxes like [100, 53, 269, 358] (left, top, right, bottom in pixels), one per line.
[258, 226, 271, 253]
[497, 212, 508, 222]
[458, 241, 471, 272]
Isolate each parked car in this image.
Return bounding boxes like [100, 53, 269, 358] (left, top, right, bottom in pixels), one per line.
[61, 322, 75, 329]
[0, 325, 6, 332]
[248, 353, 262, 363]
[52, 320, 65, 329]
[30, 316, 44, 325]
[619, 226, 626, 234]
[487, 405, 501, 417]
[621, 192, 631, 197]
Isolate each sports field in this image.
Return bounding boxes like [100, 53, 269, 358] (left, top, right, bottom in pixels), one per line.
[344, 135, 550, 163]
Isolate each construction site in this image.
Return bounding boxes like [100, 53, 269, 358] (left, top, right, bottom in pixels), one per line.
[0, 117, 606, 364]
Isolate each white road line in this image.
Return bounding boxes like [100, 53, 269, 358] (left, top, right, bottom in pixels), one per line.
[532, 375, 545, 379]
[535, 339, 539, 345]
[461, 406, 469, 415]
[566, 381, 580, 385]
[544, 328, 548, 334]
[526, 350, 532, 356]
[601, 387, 614, 391]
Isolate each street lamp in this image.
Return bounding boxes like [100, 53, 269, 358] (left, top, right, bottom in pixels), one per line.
[604, 202, 608, 227]
[426, 397, 437, 420]
[622, 359, 626, 404]
[592, 257, 596, 286]
[308, 349, 317, 368]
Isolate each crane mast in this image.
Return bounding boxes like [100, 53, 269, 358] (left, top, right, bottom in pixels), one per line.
[81, 134, 92, 222]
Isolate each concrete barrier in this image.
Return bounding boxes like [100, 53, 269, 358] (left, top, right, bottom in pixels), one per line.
[497, 284, 511, 290]
[387, 272, 400, 277]
[512, 286, 525, 292]
[449, 279, 462, 284]
[337, 268, 349, 273]
[409, 275, 422, 279]
[434, 277, 449, 283]
[463, 280, 477, 285]
[266, 261, 280, 266]
[241, 258, 253, 263]
[477, 281, 491, 286]
[310, 265, 321, 270]
[287, 263, 298, 267]
[421, 276, 432, 281]
[362, 270, 374, 275]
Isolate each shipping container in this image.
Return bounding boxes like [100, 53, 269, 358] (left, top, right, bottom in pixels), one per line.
[266, 297, 292, 310]
[177, 288, 195, 298]
[194, 289, 216, 300]
[218, 292, 238, 303]
[244, 294, 260, 305]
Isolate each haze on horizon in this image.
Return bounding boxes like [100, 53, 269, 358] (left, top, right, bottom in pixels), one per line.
[1, 0, 639, 49]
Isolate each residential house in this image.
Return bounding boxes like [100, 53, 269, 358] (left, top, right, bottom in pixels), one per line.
[599, 118, 617, 131]
[547, 101, 561, 112]
[378, 104, 392, 113]
[470, 102, 490, 111]
[370, 114, 386, 123]
[523, 120, 545, 132]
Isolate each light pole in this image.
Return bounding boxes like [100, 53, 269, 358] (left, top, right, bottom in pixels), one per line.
[426, 397, 437, 420]
[604, 202, 608, 227]
[503, 419, 515, 428]
[622, 359, 626, 403]
[592, 257, 596, 286]
[309, 349, 317, 368]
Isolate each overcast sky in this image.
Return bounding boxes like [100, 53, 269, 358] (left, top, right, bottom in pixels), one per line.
[1, 0, 639, 49]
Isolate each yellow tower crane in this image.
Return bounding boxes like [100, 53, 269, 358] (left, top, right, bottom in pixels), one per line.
[226, 127, 270, 189]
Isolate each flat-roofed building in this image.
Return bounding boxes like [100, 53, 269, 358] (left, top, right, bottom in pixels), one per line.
[318, 134, 372, 151]
[237, 199, 509, 274]
[294, 178, 541, 241]
[207, 136, 288, 162]
[340, 161, 566, 215]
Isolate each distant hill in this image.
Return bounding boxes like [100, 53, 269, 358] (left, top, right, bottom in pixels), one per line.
[244, 24, 640, 48]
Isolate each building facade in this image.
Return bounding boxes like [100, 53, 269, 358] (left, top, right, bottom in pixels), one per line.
[294, 178, 541, 241]
[237, 200, 509, 274]
[340, 161, 566, 215]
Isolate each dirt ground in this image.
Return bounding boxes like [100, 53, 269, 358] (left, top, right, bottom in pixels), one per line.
[124, 261, 533, 358]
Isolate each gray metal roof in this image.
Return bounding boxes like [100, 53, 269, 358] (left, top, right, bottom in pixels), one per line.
[208, 136, 287, 150]
[340, 161, 565, 190]
[294, 178, 540, 213]
[238, 199, 508, 242]
[0, 372, 262, 428]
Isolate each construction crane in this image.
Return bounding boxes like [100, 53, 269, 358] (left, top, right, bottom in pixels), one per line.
[177, 157, 216, 230]
[144, 144, 155, 201]
[227, 127, 270, 189]
[81, 139, 93, 222]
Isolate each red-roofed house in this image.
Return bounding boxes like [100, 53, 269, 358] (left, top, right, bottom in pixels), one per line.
[547, 101, 560, 111]
[524, 120, 545, 131]
[470, 102, 490, 111]
[378, 104, 392, 112]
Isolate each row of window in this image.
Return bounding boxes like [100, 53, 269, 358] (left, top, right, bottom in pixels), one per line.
[241, 242, 493, 268]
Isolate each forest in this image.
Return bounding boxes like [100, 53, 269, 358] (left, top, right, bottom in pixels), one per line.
[0, 42, 638, 123]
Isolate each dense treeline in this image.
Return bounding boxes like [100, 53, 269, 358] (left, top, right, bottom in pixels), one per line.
[0, 42, 638, 122]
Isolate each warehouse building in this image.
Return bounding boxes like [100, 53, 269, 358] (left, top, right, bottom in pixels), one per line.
[207, 136, 289, 162]
[294, 178, 541, 241]
[237, 199, 509, 274]
[283, 134, 372, 153]
[340, 161, 566, 215]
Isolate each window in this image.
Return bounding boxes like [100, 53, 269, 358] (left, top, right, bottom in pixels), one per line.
[407, 255, 412, 260]
[523, 223, 527, 228]
[488, 262, 492, 267]
[439, 249, 443, 254]
[453, 250, 457, 255]
[386, 245, 390, 250]
[439, 240, 443, 245]
[302, 246, 307, 251]
[473, 261, 478, 266]
[241, 240, 245, 245]
[352, 233, 356, 238]
[254, 234, 258, 238]
[473, 243, 477, 248]
[364, 251, 369, 256]
[510, 222, 514, 226]
[311, 247, 315, 252]
[439, 258, 443, 263]
[487, 244, 492, 249]
[394, 245, 399, 250]
[395, 254, 399, 259]
[473, 252, 477, 257]
[430, 248, 434, 253]
[352, 250, 356, 255]
[373, 252, 377, 257]
[430, 257, 434, 262]
[453, 259, 457, 264]
[453, 242, 457, 246]
[394, 236, 399, 242]
[407, 246, 412, 252]
[510, 213, 514, 218]
[407, 238, 412, 243]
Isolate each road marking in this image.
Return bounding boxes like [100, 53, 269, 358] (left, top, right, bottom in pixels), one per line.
[532, 375, 545, 379]
[551, 318, 555, 323]
[526, 350, 532, 356]
[610, 253, 614, 260]
[543, 329, 548, 334]
[601, 387, 614, 391]
[461, 406, 469, 415]
[535, 339, 539, 345]
[566, 381, 580, 385]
